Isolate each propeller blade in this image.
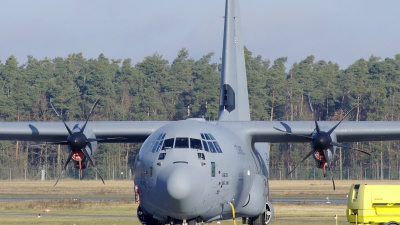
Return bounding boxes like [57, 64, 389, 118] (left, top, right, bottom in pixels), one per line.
[327, 107, 357, 135]
[273, 127, 313, 140]
[314, 120, 321, 133]
[54, 151, 74, 187]
[63, 151, 74, 170]
[54, 171, 64, 187]
[81, 148, 105, 185]
[50, 98, 73, 135]
[323, 149, 335, 191]
[331, 141, 371, 156]
[81, 97, 101, 134]
[287, 149, 315, 176]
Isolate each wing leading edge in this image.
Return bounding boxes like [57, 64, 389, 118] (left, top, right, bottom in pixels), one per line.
[0, 121, 169, 143]
[216, 121, 400, 143]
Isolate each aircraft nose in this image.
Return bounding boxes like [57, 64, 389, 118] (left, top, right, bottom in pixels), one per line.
[155, 163, 205, 212]
[165, 165, 192, 200]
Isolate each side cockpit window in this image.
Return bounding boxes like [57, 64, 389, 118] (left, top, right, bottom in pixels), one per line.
[213, 141, 222, 153]
[175, 137, 189, 148]
[200, 133, 223, 153]
[208, 142, 216, 153]
[162, 138, 174, 150]
[150, 133, 167, 153]
[202, 140, 209, 152]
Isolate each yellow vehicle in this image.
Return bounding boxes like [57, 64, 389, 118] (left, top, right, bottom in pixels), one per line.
[347, 184, 400, 225]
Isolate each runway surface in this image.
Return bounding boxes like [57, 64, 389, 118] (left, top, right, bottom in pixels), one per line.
[0, 197, 347, 203]
[272, 197, 347, 204]
[0, 197, 135, 202]
[0, 212, 136, 219]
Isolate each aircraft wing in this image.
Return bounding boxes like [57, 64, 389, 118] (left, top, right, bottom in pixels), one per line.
[0, 121, 170, 143]
[218, 121, 400, 143]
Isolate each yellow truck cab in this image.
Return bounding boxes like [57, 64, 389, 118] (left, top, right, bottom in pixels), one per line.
[347, 184, 400, 225]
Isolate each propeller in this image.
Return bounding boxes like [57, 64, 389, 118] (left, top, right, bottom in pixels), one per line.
[273, 107, 371, 190]
[51, 98, 105, 187]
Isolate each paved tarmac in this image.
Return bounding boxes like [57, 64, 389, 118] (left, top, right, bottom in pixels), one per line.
[271, 197, 347, 204]
[0, 197, 346, 204]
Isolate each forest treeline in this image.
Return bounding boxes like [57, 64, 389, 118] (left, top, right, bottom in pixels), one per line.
[0, 47, 400, 181]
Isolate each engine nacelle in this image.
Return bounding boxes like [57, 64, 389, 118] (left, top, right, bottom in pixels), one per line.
[239, 174, 268, 217]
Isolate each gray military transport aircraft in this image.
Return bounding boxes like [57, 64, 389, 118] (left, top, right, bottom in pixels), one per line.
[1, 0, 400, 224]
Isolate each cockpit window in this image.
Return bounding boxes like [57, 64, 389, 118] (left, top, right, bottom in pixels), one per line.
[190, 138, 202, 150]
[156, 141, 163, 152]
[151, 141, 159, 153]
[148, 141, 155, 152]
[208, 133, 216, 140]
[208, 142, 216, 153]
[202, 140, 209, 152]
[200, 133, 223, 153]
[213, 141, 222, 153]
[162, 138, 174, 150]
[175, 137, 189, 148]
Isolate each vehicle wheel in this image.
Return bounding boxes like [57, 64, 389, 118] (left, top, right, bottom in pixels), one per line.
[385, 222, 400, 225]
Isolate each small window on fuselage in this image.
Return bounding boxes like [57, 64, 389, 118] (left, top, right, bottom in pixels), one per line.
[211, 162, 215, 177]
[175, 137, 189, 148]
[190, 138, 202, 150]
[158, 153, 166, 160]
[162, 138, 174, 150]
[198, 153, 205, 160]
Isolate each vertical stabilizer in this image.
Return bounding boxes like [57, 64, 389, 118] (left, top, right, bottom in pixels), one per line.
[218, 0, 250, 122]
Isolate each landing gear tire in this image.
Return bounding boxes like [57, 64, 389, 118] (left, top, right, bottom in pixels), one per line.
[145, 215, 159, 225]
[171, 219, 183, 225]
[188, 219, 197, 225]
[250, 213, 265, 225]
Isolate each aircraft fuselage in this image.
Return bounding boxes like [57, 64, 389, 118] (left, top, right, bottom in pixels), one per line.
[133, 119, 268, 223]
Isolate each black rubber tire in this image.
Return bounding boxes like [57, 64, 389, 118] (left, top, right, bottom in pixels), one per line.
[188, 219, 196, 225]
[251, 213, 265, 225]
[384, 222, 400, 225]
[146, 215, 159, 225]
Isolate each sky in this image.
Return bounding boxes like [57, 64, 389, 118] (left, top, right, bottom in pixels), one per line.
[1, 0, 400, 70]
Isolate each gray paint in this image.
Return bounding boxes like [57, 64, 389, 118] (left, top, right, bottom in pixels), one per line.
[218, 0, 250, 121]
[1, 0, 400, 224]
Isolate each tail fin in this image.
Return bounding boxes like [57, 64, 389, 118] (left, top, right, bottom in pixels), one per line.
[218, 0, 250, 121]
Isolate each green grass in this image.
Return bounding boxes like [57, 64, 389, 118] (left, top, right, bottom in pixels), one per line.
[0, 216, 139, 225]
[0, 199, 137, 215]
[1, 179, 381, 224]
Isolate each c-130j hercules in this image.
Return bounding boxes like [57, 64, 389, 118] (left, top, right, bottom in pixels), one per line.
[1, 0, 400, 224]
